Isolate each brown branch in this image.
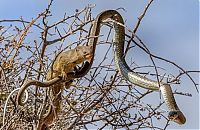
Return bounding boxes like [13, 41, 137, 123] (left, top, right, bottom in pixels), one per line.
[16, 77, 63, 106]
[0, 19, 44, 30]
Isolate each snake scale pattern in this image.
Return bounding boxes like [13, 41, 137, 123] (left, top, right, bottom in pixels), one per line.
[77, 10, 186, 124]
[16, 10, 186, 126]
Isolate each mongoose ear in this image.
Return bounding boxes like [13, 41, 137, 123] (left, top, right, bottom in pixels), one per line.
[74, 46, 80, 53]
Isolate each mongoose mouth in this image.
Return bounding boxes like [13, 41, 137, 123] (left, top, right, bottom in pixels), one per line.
[85, 54, 93, 60]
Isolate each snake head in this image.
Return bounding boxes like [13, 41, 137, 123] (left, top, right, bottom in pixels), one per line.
[168, 110, 186, 125]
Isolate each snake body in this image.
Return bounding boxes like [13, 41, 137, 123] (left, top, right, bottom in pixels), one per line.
[16, 10, 186, 125]
[16, 77, 62, 106]
[74, 10, 186, 124]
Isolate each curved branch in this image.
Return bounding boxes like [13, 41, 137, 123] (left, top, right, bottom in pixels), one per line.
[16, 77, 63, 106]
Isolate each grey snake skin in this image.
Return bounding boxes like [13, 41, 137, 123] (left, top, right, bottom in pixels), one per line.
[86, 10, 186, 124]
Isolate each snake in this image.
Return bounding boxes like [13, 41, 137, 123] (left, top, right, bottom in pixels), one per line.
[16, 10, 186, 125]
[16, 77, 63, 106]
[72, 10, 186, 124]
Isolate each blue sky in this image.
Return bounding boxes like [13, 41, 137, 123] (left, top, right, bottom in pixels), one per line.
[0, 0, 199, 129]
